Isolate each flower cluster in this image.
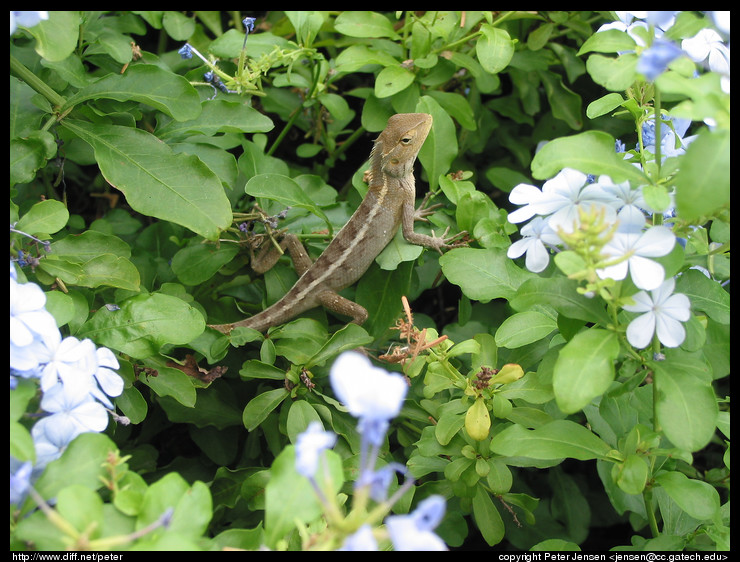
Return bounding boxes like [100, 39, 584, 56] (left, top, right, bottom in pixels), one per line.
[503, 10, 731, 354]
[506, 167, 691, 350]
[598, 11, 730, 88]
[10, 263, 124, 503]
[294, 351, 448, 551]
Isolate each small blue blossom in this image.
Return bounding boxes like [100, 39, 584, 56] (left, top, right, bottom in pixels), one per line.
[178, 44, 193, 59]
[330, 352, 407, 447]
[637, 39, 684, 81]
[597, 225, 676, 290]
[508, 168, 619, 234]
[295, 421, 336, 478]
[641, 115, 695, 158]
[339, 525, 378, 551]
[34, 383, 109, 446]
[10, 459, 33, 505]
[385, 495, 448, 551]
[622, 277, 691, 349]
[506, 216, 561, 273]
[10, 11, 48, 35]
[243, 17, 256, 34]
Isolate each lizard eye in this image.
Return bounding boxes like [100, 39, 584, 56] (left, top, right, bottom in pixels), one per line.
[400, 136, 413, 145]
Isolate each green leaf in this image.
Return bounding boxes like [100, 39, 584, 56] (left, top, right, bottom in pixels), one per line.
[156, 100, 274, 140]
[334, 11, 399, 39]
[23, 10, 79, 62]
[472, 487, 505, 546]
[490, 420, 612, 461]
[137, 472, 212, 536]
[356, 261, 414, 339]
[171, 244, 239, 286]
[15, 199, 69, 236]
[613, 454, 649, 495]
[577, 29, 637, 56]
[285, 11, 325, 46]
[61, 119, 232, 240]
[654, 471, 720, 521]
[553, 328, 620, 414]
[286, 401, 322, 443]
[305, 323, 374, 369]
[440, 247, 536, 302]
[538, 70, 583, 130]
[531, 130, 647, 183]
[264, 446, 343, 547]
[10, 131, 58, 187]
[28, 433, 117, 514]
[674, 128, 730, 221]
[374, 65, 415, 98]
[78, 292, 205, 358]
[63, 65, 202, 121]
[586, 92, 626, 119]
[510, 277, 611, 325]
[242, 388, 290, 431]
[652, 351, 718, 452]
[240, 360, 287, 381]
[476, 24, 514, 74]
[162, 10, 196, 40]
[675, 268, 730, 324]
[495, 310, 557, 349]
[245, 173, 332, 234]
[585, 53, 638, 92]
[417, 95, 458, 190]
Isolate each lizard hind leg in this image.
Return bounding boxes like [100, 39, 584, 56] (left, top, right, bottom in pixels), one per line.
[251, 233, 314, 276]
[317, 291, 368, 325]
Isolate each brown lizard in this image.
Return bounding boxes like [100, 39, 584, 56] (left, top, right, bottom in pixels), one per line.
[209, 113, 461, 335]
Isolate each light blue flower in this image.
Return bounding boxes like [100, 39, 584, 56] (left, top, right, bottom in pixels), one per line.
[641, 115, 695, 158]
[330, 352, 407, 447]
[90, 346, 123, 408]
[623, 277, 691, 349]
[34, 383, 109, 448]
[682, 28, 730, 77]
[339, 524, 378, 551]
[10, 278, 60, 377]
[596, 176, 648, 231]
[295, 421, 336, 478]
[508, 168, 619, 234]
[637, 39, 684, 81]
[386, 495, 448, 551]
[9, 278, 58, 350]
[507, 216, 561, 273]
[243, 17, 256, 34]
[178, 44, 193, 59]
[10, 11, 48, 35]
[10, 459, 33, 505]
[597, 225, 676, 290]
[36, 334, 98, 394]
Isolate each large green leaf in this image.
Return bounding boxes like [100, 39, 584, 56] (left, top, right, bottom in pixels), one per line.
[674, 128, 730, 221]
[62, 65, 202, 121]
[490, 420, 612, 461]
[77, 292, 205, 358]
[652, 350, 718, 452]
[654, 471, 720, 521]
[61, 119, 232, 240]
[440, 247, 536, 302]
[553, 328, 620, 414]
[245, 173, 332, 234]
[417, 95, 458, 190]
[531, 130, 647, 183]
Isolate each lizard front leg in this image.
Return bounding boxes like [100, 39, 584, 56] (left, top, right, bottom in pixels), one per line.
[401, 201, 466, 254]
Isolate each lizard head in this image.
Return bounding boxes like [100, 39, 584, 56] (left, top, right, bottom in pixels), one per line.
[373, 113, 433, 179]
